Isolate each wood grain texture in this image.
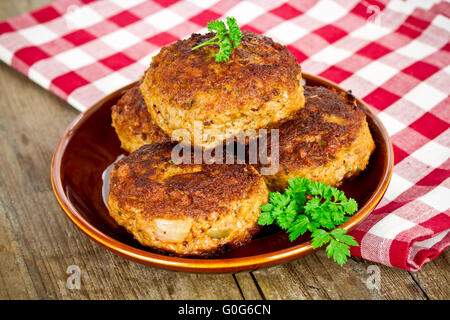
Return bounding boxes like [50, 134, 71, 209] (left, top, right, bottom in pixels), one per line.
[409, 250, 450, 300]
[0, 0, 448, 300]
[251, 252, 432, 300]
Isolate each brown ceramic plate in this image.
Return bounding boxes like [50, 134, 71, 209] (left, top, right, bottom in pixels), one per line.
[51, 73, 393, 273]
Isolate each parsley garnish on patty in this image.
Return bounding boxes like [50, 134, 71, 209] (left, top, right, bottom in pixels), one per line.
[258, 177, 359, 266]
[191, 17, 242, 62]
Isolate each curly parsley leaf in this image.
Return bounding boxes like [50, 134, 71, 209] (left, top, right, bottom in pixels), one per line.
[277, 200, 299, 230]
[258, 208, 275, 226]
[326, 238, 351, 266]
[207, 20, 227, 34]
[226, 17, 242, 48]
[258, 177, 360, 266]
[191, 17, 242, 62]
[285, 178, 308, 205]
[330, 229, 359, 247]
[214, 36, 232, 62]
[311, 229, 331, 249]
[287, 215, 309, 241]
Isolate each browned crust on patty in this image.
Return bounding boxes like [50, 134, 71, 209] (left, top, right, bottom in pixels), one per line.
[109, 143, 265, 220]
[140, 30, 304, 149]
[143, 31, 301, 110]
[277, 86, 366, 168]
[255, 86, 375, 189]
[111, 85, 170, 152]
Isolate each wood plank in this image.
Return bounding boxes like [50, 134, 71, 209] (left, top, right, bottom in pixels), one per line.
[410, 249, 449, 300]
[0, 197, 39, 299]
[251, 250, 428, 300]
[233, 272, 264, 300]
[0, 0, 53, 19]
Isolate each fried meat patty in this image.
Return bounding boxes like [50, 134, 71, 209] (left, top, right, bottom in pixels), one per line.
[255, 86, 375, 191]
[140, 31, 305, 150]
[107, 143, 269, 257]
[111, 85, 170, 153]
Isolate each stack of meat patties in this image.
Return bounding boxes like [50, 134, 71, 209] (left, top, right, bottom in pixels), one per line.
[107, 31, 375, 257]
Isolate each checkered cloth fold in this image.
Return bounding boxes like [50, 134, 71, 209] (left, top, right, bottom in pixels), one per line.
[1, 0, 448, 271]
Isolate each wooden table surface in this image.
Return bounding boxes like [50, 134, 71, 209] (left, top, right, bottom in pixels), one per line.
[0, 0, 448, 300]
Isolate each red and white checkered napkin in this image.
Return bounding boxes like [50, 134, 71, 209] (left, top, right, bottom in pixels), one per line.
[1, 0, 448, 270]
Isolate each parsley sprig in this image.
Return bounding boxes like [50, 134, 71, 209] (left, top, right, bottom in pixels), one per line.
[191, 17, 242, 62]
[258, 177, 359, 266]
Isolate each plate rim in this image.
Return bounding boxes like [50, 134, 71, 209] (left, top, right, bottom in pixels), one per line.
[51, 73, 394, 273]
